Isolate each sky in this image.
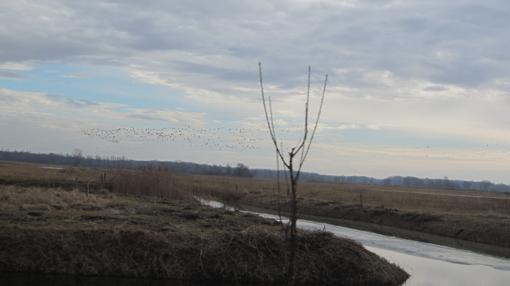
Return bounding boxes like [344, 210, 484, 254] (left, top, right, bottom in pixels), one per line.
[1, 0, 510, 183]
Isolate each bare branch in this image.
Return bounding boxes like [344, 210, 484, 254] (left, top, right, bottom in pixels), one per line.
[297, 73, 328, 178]
[297, 66, 311, 162]
[294, 66, 311, 156]
[259, 62, 290, 168]
[268, 96, 277, 144]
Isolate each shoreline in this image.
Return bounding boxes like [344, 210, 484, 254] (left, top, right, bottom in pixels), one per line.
[236, 203, 510, 259]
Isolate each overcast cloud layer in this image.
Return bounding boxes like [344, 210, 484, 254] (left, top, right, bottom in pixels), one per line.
[1, 0, 510, 183]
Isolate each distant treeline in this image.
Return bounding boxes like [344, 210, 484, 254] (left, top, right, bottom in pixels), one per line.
[1, 150, 509, 193]
[255, 170, 510, 193]
[0, 150, 253, 178]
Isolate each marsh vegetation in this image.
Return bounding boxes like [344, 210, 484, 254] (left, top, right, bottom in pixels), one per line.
[0, 162, 409, 285]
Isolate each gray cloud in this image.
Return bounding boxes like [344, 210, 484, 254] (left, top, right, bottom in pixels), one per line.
[0, 70, 24, 79]
[1, 0, 509, 92]
[0, 0, 510, 90]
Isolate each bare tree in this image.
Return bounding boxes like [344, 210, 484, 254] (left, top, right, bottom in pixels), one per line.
[258, 62, 328, 284]
[71, 148, 83, 167]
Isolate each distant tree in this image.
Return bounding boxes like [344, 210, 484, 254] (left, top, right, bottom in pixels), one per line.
[480, 180, 492, 191]
[233, 163, 252, 177]
[71, 148, 83, 166]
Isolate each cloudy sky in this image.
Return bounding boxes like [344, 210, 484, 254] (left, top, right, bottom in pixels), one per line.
[2, 0, 510, 183]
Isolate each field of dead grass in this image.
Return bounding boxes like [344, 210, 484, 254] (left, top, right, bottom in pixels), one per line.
[3, 160, 509, 218]
[182, 173, 510, 217]
[0, 185, 408, 285]
[2, 160, 510, 253]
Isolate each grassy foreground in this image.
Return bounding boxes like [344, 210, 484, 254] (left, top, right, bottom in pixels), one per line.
[0, 185, 408, 285]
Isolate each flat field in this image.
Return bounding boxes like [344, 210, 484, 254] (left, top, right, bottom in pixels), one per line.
[0, 162, 408, 285]
[1, 160, 509, 256]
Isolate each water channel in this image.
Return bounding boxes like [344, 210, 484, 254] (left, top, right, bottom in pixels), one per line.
[200, 198, 510, 286]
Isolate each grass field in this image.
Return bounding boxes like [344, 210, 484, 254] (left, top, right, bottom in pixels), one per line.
[1, 160, 509, 255]
[3, 160, 509, 216]
[183, 173, 510, 216]
[0, 181, 408, 285]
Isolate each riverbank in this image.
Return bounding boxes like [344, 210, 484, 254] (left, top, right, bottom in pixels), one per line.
[0, 185, 408, 285]
[188, 175, 510, 256]
[239, 203, 510, 259]
[206, 190, 510, 258]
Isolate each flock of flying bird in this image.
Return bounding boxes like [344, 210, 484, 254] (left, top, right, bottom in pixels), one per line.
[81, 127, 265, 151]
[82, 126, 508, 155]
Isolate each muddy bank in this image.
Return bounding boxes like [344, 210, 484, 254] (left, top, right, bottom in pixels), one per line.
[0, 186, 408, 285]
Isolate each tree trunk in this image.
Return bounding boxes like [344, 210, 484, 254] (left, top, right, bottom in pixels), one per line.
[287, 153, 298, 285]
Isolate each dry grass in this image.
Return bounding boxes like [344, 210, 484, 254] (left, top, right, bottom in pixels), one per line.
[0, 185, 408, 285]
[168, 174, 510, 250]
[110, 169, 192, 201]
[0, 185, 110, 213]
[0, 161, 100, 184]
[3, 160, 509, 218]
[181, 173, 510, 217]
[0, 227, 408, 285]
[3, 160, 510, 249]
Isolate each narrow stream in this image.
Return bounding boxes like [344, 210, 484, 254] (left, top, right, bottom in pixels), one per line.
[198, 198, 510, 286]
